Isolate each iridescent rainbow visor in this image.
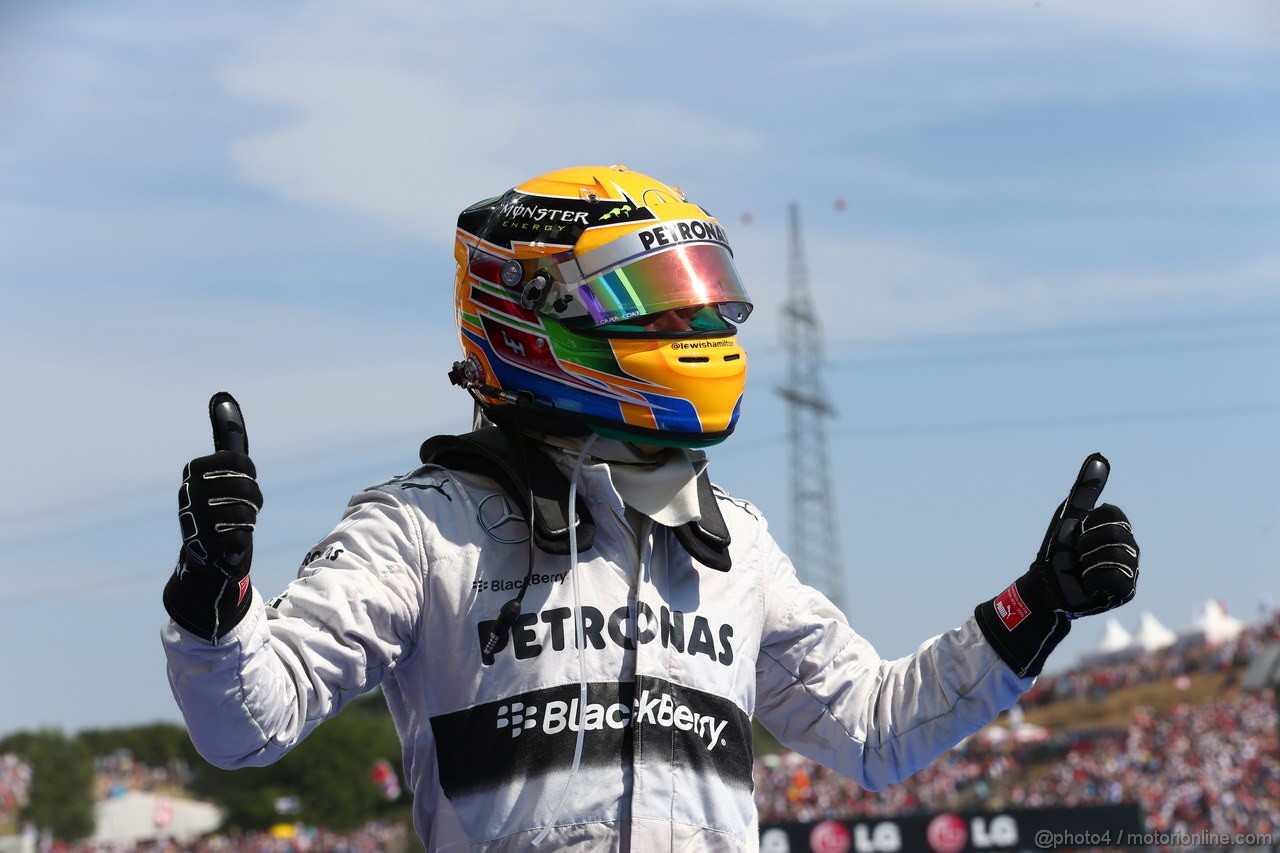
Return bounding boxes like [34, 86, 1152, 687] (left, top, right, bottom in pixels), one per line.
[548, 219, 753, 328]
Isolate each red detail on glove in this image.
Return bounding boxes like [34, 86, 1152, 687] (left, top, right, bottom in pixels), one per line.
[993, 583, 1031, 630]
[237, 575, 251, 605]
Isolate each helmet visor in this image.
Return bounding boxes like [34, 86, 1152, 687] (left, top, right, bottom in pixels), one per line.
[551, 227, 752, 327]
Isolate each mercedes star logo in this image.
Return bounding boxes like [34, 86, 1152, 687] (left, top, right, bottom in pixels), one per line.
[477, 493, 529, 544]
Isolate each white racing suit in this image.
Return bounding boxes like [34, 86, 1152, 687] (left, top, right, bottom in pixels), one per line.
[163, 453, 1031, 851]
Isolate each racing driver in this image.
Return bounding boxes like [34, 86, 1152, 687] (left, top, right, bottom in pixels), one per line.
[162, 164, 1140, 851]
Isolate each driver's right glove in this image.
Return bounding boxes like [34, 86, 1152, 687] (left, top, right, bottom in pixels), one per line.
[163, 393, 262, 643]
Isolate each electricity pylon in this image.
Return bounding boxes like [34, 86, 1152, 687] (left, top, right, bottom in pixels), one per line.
[775, 203, 846, 611]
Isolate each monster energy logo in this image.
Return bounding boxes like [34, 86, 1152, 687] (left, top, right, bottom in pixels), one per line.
[598, 204, 633, 221]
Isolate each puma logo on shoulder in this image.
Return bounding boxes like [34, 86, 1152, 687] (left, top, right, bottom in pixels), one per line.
[399, 478, 453, 501]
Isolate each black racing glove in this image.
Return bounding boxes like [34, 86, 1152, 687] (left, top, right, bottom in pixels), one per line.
[976, 453, 1139, 678]
[163, 392, 263, 643]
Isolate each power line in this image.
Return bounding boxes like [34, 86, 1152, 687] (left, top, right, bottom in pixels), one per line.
[825, 311, 1280, 351]
[718, 400, 1280, 452]
[826, 334, 1280, 371]
[12, 309, 1278, 537]
[0, 536, 317, 608]
[0, 430, 429, 537]
[5, 399, 1277, 605]
[6, 397, 1277, 550]
[0, 571, 157, 607]
[831, 401, 1280, 438]
[746, 311, 1280, 363]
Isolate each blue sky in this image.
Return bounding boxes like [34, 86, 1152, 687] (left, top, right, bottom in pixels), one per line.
[1, 0, 1277, 735]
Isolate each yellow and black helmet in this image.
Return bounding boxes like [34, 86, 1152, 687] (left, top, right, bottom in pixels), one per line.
[451, 165, 752, 448]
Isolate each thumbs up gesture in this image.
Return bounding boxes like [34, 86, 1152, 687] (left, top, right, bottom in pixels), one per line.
[976, 454, 1140, 678]
[1034, 453, 1139, 617]
[165, 392, 263, 642]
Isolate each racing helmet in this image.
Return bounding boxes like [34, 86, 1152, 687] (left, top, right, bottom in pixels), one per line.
[450, 165, 752, 448]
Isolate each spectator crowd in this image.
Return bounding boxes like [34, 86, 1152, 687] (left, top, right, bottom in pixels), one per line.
[44, 821, 408, 853]
[94, 752, 191, 801]
[1021, 608, 1280, 709]
[999, 694, 1277, 837]
[755, 610, 1280, 840]
[0, 754, 33, 826]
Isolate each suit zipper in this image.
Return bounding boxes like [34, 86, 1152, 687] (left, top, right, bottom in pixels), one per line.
[613, 507, 644, 574]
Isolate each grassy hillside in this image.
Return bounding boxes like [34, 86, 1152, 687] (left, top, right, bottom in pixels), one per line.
[1016, 670, 1238, 732]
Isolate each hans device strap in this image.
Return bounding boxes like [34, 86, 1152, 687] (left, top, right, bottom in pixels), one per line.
[419, 427, 731, 571]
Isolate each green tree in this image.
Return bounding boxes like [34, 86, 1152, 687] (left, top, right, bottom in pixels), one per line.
[189, 693, 405, 830]
[0, 730, 94, 842]
[76, 722, 199, 770]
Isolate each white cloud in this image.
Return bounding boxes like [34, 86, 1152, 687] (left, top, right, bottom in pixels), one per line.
[731, 217, 1280, 348]
[810, 0, 1280, 52]
[829, 142, 1280, 210]
[217, 0, 1278, 242]
[954, 0, 1280, 50]
[222, 1, 766, 238]
[826, 242, 1280, 344]
[225, 60, 764, 238]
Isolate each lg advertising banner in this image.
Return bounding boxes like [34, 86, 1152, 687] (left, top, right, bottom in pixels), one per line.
[760, 804, 1145, 852]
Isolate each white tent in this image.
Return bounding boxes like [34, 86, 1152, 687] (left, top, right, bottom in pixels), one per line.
[0, 828, 36, 853]
[92, 791, 221, 845]
[1011, 721, 1050, 743]
[1128, 611, 1176, 653]
[1182, 600, 1245, 645]
[1080, 617, 1134, 665]
[976, 711, 1049, 746]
